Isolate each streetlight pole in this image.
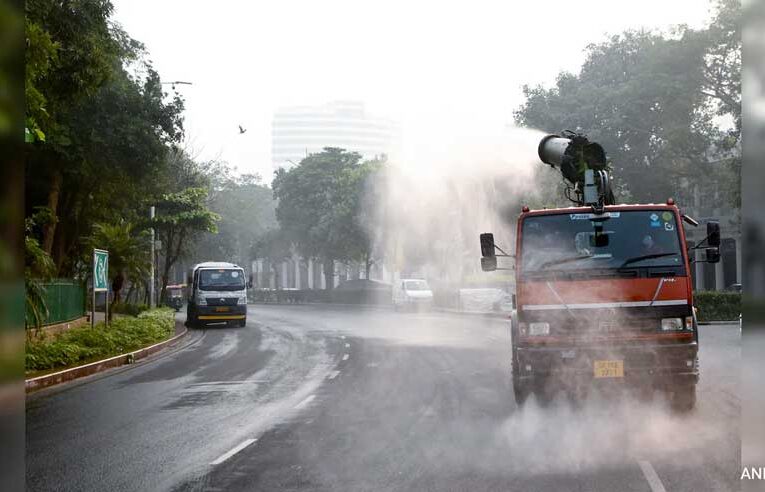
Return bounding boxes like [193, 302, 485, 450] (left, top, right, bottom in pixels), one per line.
[160, 81, 193, 91]
[150, 206, 156, 309]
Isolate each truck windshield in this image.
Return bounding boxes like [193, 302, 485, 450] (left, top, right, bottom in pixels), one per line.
[520, 210, 684, 274]
[404, 280, 430, 291]
[198, 269, 246, 291]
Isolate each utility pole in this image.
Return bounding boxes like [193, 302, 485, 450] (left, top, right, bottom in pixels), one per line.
[150, 206, 155, 308]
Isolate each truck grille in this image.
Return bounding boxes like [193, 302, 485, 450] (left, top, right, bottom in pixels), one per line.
[206, 297, 238, 306]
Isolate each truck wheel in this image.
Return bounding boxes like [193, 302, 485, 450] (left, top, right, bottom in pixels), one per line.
[187, 313, 201, 329]
[512, 376, 531, 407]
[513, 384, 530, 407]
[532, 384, 554, 408]
[671, 385, 697, 413]
[238, 319, 247, 327]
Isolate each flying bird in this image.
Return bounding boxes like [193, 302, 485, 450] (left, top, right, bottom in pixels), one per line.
[238, 125, 247, 134]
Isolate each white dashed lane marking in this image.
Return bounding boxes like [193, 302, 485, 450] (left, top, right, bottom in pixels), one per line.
[327, 370, 340, 380]
[344, 343, 350, 348]
[342, 354, 349, 361]
[294, 395, 316, 410]
[638, 461, 667, 492]
[210, 439, 257, 465]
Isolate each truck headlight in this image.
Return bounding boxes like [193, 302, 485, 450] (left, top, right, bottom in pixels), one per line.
[198, 296, 207, 306]
[237, 295, 247, 305]
[661, 317, 683, 331]
[528, 322, 550, 336]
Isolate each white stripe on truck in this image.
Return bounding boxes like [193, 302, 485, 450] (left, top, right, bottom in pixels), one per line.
[521, 299, 687, 311]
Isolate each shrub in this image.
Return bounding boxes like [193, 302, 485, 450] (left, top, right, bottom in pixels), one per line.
[25, 308, 175, 372]
[110, 301, 150, 316]
[694, 291, 741, 322]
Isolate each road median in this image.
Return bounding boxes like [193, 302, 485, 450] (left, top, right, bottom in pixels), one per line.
[25, 308, 186, 392]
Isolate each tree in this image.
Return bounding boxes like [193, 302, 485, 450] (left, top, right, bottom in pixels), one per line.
[252, 228, 291, 289]
[152, 187, 219, 302]
[695, 0, 742, 208]
[272, 148, 382, 289]
[83, 222, 150, 309]
[25, 0, 185, 277]
[25, 0, 125, 256]
[191, 168, 277, 267]
[24, 212, 56, 329]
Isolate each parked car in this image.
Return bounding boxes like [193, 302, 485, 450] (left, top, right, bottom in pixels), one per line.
[393, 279, 434, 311]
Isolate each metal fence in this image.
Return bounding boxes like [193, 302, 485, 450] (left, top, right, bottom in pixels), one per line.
[38, 279, 87, 325]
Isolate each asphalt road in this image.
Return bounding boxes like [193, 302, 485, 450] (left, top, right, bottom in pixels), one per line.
[26, 305, 740, 491]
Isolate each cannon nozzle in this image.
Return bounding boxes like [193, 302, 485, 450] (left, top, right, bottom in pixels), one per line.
[537, 131, 613, 208]
[538, 132, 607, 185]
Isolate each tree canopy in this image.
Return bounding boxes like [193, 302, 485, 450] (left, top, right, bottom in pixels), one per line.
[272, 148, 384, 287]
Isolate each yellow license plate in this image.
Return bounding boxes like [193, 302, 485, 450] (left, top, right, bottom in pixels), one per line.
[215, 307, 230, 312]
[593, 360, 624, 378]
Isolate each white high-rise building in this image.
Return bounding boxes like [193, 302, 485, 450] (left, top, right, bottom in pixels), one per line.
[272, 100, 399, 169]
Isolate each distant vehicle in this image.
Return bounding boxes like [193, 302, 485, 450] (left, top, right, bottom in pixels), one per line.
[726, 283, 742, 293]
[393, 278, 434, 311]
[186, 262, 250, 328]
[165, 284, 185, 312]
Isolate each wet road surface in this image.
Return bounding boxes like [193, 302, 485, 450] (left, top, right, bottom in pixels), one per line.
[26, 305, 740, 491]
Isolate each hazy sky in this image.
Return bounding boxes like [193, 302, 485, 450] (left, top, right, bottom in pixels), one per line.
[112, 0, 714, 182]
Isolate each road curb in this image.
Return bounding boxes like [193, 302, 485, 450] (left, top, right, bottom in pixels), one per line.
[434, 308, 510, 319]
[25, 321, 188, 393]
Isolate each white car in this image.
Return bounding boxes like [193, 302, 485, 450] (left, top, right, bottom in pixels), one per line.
[393, 279, 434, 311]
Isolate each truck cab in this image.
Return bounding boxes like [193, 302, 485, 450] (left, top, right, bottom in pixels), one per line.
[481, 202, 720, 411]
[186, 262, 249, 328]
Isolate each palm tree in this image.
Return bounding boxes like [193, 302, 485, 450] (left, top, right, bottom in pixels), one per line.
[85, 222, 150, 313]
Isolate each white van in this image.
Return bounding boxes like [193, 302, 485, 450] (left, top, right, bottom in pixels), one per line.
[393, 279, 434, 311]
[186, 262, 249, 327]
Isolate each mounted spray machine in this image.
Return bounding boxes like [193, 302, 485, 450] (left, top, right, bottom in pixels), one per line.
[537, 131, 615, 211]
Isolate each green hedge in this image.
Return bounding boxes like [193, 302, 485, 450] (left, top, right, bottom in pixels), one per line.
[110, 301, 150, 316]
[694, 291, 741, 322]
[26, 308, 175, 373]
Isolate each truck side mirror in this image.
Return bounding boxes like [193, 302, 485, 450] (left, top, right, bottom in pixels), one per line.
[706, 221, 720, 248]
[705, 247, 720, 264]
[480, 233, 496, 258]
[481, 256, 497, 272]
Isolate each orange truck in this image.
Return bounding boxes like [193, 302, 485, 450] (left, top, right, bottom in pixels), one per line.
[479, 132, 721, 411]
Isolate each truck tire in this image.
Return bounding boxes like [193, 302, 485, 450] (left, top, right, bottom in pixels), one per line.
[513, 383, 530, 407]
[512, 375, 531, 407]
[670, 385, 697, 413]
[238, 319, 247, 327]
[186, 309, 201, 329]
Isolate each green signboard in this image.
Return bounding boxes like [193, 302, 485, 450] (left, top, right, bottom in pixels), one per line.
[93, 249, 109, 292]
